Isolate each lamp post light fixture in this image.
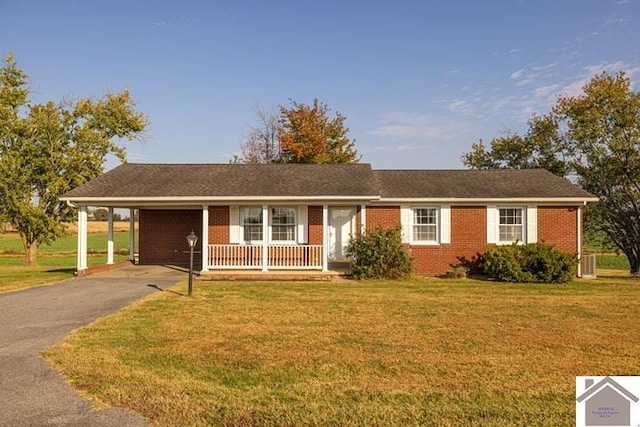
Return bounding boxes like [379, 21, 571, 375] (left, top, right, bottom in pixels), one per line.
[186, 230, 198, 296]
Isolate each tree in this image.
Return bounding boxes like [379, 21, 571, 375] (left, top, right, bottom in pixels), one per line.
[233, 105, 280, 164]
[0, 55, 148, 266]
[462, 71, 640, 275]
[278, 98, 359, 163]
[462, 114, 567, 176]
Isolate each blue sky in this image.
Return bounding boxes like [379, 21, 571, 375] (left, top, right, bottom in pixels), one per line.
[2, 0, 639, 169]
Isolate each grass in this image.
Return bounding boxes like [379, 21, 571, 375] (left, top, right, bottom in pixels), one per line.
[0, 225, 134, 293]
[44, 276, 640, 426]
[594, 253, 630, 270]
[0, 254, 130, 293]
[0, 231, 133, 255]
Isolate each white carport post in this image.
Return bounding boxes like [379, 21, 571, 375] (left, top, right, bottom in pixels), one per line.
[322, 204, 329, 272]
[77, 205, 88, 272]
[201, 205, 209, 272]
[262, 204, 269, 272]
[129, 208, 136, 262]
[107, 207, 114, 264]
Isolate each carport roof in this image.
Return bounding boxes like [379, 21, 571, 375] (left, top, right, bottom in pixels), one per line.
[61, 163, 379, 201]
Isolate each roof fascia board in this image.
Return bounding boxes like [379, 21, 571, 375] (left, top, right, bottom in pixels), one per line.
[61, 195, 381, 204]
[376, 197, 598, 204]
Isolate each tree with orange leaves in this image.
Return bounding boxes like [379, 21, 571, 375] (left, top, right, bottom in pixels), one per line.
[278, 99, 359, 164]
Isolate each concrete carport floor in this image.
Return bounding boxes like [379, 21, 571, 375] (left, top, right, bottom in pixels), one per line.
[0, 265, 186, 427]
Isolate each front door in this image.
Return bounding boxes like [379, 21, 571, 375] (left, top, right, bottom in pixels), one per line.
[329, 207, 356, 261]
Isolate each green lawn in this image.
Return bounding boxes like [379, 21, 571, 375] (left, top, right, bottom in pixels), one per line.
[0, 254, 130, 293]
[45, 276, 640, 426]
[0, 230, 133, 293]
[0, 231, 133, 255]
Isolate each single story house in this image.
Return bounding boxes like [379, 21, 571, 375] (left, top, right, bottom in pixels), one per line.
[60, 163, 597, 276]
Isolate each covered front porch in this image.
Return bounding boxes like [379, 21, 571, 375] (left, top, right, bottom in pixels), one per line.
[73, 203, 367, 275]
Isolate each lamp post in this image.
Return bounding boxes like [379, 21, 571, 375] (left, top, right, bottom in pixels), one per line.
[186, 230, 198, 296]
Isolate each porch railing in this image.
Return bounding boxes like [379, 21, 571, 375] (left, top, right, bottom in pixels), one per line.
[208, 244, 323, 270]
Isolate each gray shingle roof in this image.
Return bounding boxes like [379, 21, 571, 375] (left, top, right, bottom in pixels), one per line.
[61, 163, 596, 202]
[374, 169, 595, 199]
[62, 163, 378, 199]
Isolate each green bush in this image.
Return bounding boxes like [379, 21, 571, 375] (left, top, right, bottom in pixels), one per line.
[479, 243, 577, 283]
[345, 225, 413, 280]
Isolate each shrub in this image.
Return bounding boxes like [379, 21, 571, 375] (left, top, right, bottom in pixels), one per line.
[479, 243, 577, 283]
[345, 225, 413, 280]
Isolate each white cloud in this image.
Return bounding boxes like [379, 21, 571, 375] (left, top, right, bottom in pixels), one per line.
[445, 99, 476, 115]
[368, 112, 469, 141]
[510, 69, 525, 80]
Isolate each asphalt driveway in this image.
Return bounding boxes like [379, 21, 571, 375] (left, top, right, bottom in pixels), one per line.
[0, 265, 186, 427]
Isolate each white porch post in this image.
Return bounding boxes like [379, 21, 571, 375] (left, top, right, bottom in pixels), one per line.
[201, 205, 209, 272]
[107, 207, 114, 264]
[77, 205, 88, 272]
[322, 204, 329, 272]
[129, 209, 135, 262]
[262, 205, 269, 272]
[360, 204, 367, 235]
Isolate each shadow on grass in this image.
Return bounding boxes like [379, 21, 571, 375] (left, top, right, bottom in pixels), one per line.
[45, 268, 76, 275]
[147, 283, 185, 296]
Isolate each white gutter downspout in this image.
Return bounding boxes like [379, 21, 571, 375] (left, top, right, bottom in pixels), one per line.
[577, 202, 584, 277]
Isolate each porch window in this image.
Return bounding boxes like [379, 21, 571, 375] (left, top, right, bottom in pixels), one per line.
[242, 207, 263, 242]
[499, 208, 523, 243]
[413, 208, 438, 242]
[271, 207, 295, 242]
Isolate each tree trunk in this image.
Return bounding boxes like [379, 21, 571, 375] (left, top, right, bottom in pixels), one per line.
[25, 242, 38, 267]
[629, 255, 640, 277]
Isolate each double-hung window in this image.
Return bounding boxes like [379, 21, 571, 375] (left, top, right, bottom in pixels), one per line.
[413, 208, 438, 243]
[242, 207, 263, 242]
[271, 207, 296, 242]
[498, 208, 523, 243]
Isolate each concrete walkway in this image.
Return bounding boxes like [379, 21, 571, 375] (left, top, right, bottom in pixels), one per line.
[0, 265, 186, 427]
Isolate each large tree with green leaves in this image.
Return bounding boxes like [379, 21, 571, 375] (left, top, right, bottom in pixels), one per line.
[462, 71, 640, 275]
[0, 54, 148, 266]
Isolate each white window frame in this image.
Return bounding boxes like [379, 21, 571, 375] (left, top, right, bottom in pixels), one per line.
[498, 207, 525, 244]
[240, 206, 264, 244]
[400, 205, 450, 245]
[487, 205, 537, 245]
[411, 207, 440, 245]
[270, 206, 297, 244]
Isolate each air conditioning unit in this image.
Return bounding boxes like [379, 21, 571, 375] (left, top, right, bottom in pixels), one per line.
[581, 254, 596, 278]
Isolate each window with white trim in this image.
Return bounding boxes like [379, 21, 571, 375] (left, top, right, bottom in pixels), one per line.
[271, 207, 296, 242]
[498, 208, 523, 243]
[413, 208, 438, 243]
[242, 207, 263, 242]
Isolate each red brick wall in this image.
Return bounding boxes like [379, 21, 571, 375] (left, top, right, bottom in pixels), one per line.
[365, 204, 579, 276]
[139, 209, 202, 265]
[366, 205, 401, 231]
[208, 206, 229, 244]
[537, 206, 578, 253]
[408, 206, 486, 275]
[308, 206, 323, 245]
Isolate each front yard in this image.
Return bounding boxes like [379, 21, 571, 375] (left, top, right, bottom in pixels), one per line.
[44, 276, 640, 426]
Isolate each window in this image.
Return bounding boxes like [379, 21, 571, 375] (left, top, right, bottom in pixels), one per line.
[499, 208, 523, 243]
[242, 207, 263, 242]
[271, 207, 295, 242]
[413, 208, 438, 242]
